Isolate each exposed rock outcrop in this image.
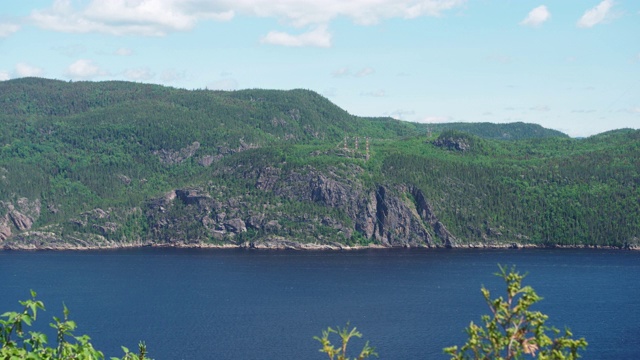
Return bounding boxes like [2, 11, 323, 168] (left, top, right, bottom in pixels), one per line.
[0, 164, 458, 249]
[198, 155, 217, 167]
[175, 189, 211, 205]
[10, 210, 33, 231]
[153, 141, 200, 165]
[256, 167, 281, 191]
[224, 218, 246, 233]
[270, 168, 452, 247]
[92, 222, 119, 236]
[142, 165, 458, 248]
[0, 197, 41, 233]
[433, 135, 471, 152]
[411, 187, 456, 247]
[0, 215, 11, 242]
[117, 174, 131, 185]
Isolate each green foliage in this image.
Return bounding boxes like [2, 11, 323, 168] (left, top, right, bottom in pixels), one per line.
[315, 268, 587, 360]
[379, 132, 640, 246]
[0, 291, 148, 360]
[421, 122, 568, 140]
[0, 78, 637, 249]
[2, 268, 588, 360]
[443, 266, 587, 360]
[315, 324, 377, 360]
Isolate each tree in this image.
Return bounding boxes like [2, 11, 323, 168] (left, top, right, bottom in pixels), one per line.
[314, 323, 377, 360]
[443, 265, 587, 360]
[3, 267, 589, 360]
[0, 290, 147, 360]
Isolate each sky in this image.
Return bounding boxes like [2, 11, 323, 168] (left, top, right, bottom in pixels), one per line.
[1, 0, 639, 137]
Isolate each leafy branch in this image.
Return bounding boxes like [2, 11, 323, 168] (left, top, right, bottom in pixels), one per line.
[315, 323, 377, 360]
[0, 291, 148, 360]
[443, 265, 587, 360]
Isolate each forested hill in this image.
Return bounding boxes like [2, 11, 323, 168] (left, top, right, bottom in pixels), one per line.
[0, 77, 565, 145]
[0, 77, 638, 250]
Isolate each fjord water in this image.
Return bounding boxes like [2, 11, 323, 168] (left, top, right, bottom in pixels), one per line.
[1, 248, 639, 359]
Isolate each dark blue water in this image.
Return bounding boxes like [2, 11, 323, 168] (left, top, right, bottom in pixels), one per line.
[1, 248, 639, 359]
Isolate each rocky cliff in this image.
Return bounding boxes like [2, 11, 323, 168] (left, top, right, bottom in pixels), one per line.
[140, 164, 456, 249]
[0, 198, 41, 241]
[1, 163, 461, 249]
[1, 78, 637, 250]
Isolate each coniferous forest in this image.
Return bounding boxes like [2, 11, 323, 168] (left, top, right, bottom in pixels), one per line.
[0, 77, 638, 249]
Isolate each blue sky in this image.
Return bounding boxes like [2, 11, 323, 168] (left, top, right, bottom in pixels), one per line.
[1, 0, 638, 137]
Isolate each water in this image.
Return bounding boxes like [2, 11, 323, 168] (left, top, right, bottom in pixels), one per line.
[1, 248, 639, 359]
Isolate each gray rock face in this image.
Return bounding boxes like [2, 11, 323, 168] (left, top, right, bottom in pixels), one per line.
[255, 167, 281, 191]
[309, 175, 349, 206]
[264, 220, 281, 232]
[198, 155, 217, 167]
[0, 215, 11, 241]
[10, 211, 33, 231]
[366, 185, 431, 247]
[117, 174, 131, 185]
[142, 164, 458, 248]
[175, 189, 211, 205]
[153, 141, 200, 165]
[224, 218, 246, 233]
[0, 165, 455, 248]
[411, 187, 456, 247]
[246, 214, 265, 229]
[92, 222, 119, 236]
[1, 197, 41, 233]
[433, 136, 471, 152]
[265, 166, 455, 247]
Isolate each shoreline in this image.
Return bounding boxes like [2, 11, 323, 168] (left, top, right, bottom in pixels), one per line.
[2, 240, 637, 251]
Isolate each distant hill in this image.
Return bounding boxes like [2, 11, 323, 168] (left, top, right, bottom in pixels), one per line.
[418, 122, 569, 140]
[0, 78, 568, 146]
[0, 78, 637, 250]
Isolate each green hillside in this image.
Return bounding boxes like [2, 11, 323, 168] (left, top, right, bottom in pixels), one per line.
[0, 78, 637, 249]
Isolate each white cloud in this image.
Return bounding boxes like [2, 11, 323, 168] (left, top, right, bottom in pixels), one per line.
[530, 105, 550, 112]
[239, 0, 466, 27]
[387, 109, 415, 120]
[360, 89, 386, 97]
[30, 0, 234, 36]
[124, 67, 155, 81]
[15, 63, 44, 77]
[331, 66, 376, 78]
[261, 26, 331, 47]
[0, 23, 20, 37]
[355, 67, 375, 77]
[52, 44, 86, 57]
[421, 115, 452, 123]
[577, 0, 614, 28]
[28, 0, 465, 40]
[65, 59, 107, 79]
[208, 78, 238, 91]
[115, 47, 133, 56]
[331, 67, 350, 77]
[0, 71, 10, 81]
[520, 5, 550, 27]
[160, 68, 186, 82]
